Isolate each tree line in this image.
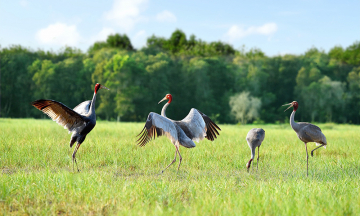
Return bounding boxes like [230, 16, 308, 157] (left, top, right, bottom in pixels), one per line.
[1, 29, 359, 124]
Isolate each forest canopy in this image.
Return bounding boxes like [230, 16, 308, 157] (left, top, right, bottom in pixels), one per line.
[1, 30, 360, 124]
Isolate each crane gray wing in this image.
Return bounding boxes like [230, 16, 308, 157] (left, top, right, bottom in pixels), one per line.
[298, 123, 327, 144]
[298, 122, 322, 132]
[137, 112, 178, 147]
[246, 128, 265, 143]
[32, 99, 85, 132]
[73, 100, 91, 116]
[196, 109, 221, 141]
[177, 108, 221, 142]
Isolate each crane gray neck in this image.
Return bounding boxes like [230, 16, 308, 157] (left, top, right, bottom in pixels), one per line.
[161, 102, 170, 117]
[250, 147, 256, 160]
[290, 111, 300, 132]
[88, 92, 97, 118]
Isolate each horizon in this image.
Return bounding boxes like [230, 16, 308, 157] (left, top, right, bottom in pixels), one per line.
[1, 0, 359, 56]
[2, 31, 358, 57]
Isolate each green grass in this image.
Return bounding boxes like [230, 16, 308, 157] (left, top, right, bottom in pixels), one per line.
[1, 118, 359, 215]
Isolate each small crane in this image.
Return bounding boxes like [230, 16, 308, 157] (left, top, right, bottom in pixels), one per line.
[283, 101, 327, 176]
[137, 94, 221, 173]
[32, 83, 109, 171]
[246, 128, 265, 172]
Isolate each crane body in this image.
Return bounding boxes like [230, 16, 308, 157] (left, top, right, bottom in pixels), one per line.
[32, 83, 109, 171]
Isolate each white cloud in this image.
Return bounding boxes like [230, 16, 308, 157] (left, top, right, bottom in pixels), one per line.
[90, 27, 116, 43]
[104, 0, 148, 32]
[225, 23, 278, 41]
[20, 0, 28, 7]
[156, 10, 177, 22]
[132, 30, 147, 48]
[36, 22, 81, 46]
[134, 30, 146, 38]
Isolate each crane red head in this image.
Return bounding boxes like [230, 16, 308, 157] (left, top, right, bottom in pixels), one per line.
[94, 83, 109, 94]
[283, 101, 299, 112]
[158, 94, 173, 104]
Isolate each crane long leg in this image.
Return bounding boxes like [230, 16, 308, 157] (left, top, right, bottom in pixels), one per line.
[311, 144, 326, 157]
[72, 143, 81, 172]
[257, 146, 260, 171]
[176, 146, 182, 171]
[162, 147, 178, 173]
[305, 143, 308, 177]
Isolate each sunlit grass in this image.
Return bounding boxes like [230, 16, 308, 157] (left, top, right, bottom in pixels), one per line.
[1, 119, 359, 215]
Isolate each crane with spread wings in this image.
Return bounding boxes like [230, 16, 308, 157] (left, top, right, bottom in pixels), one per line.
[32, 83, 109, 171]
[137, 94, 221, 173]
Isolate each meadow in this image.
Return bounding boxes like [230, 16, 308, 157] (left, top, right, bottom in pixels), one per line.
[0, 118, 359, 215]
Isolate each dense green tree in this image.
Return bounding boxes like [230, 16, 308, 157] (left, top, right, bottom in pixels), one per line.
[343, 41, 360, 65]
[168, 29, 187, 53]
[143, 35, 167, 55]
[298, 76, 345, 122]
[107, 34, 134, 51]
[0, 46, 37, 117]
[1, 34, 360, 124]
[347, 67, 360, 123]
[143, 30, 236, 57]
[88, 33, 134, 53]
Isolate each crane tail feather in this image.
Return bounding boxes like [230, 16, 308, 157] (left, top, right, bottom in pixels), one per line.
[138, 132, 148, 146]
[208, 124, 217, 139]
[136, 127, 146, 137]
[153, 127, 156, 140]
[137, 126, 158, 147]
[211, 121, 221, 131]
[136, 131, 147, 142]
[206, 124, 214, 141]
[209, 122, 220, 135]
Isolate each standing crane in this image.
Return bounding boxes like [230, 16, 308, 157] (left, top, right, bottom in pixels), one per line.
[283, 101, 327, 176]
[32, 83, 109, 172]
[246, 128, 265, 172]
[137, 93, 221, 173]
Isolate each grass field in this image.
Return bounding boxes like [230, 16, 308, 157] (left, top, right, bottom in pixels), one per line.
[1, 118, 359, 215]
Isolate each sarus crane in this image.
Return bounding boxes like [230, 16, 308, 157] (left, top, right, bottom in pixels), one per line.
[137, 94, 221, 173]
[32, 83, 109, 171]
[246, 128, 265, 172]
[283, 101, 327, 176]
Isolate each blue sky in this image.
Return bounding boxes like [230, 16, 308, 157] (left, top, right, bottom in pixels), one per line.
[1, 0, 359, 56]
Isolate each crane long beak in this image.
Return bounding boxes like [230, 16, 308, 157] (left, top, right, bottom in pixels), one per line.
[100, 85, 110, 90]
[158, 97, 167, 104]
[283, 103, 293, 112]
